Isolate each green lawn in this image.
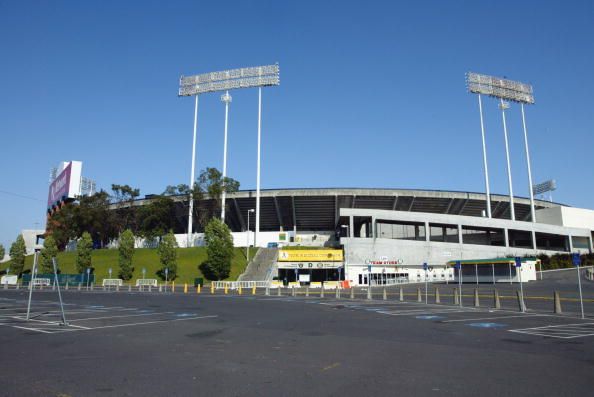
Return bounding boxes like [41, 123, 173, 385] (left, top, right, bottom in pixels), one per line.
[1, 247, 253, 285]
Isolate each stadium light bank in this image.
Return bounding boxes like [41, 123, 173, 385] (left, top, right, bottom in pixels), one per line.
[178, 64, 280, 247]
[466, 72, 536, 223]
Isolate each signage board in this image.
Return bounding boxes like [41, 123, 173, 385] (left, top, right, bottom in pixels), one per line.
[572, 253, 581, 266]
[276, 262, 342, 269]
[298, 274, 310, 283]
[47, 161, 83, 210]
[515, 257, 522, 267]
[278, 249, 343, 262]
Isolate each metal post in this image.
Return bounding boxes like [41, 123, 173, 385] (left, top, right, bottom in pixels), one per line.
[52, 258, 68, 325]
[475, 264, 479, 285]
[459, 265, 463, 308]
[246, 209, 254, 262]
[187, 95, 199, 247]
[577, 264, 585, 320]
[519, 263, 525, 313]
[520, 104, 536, 223]
[424, 268, 428, 304]
[500, 99, 515, 221]
[26, 252, 39, 320]
[492, 264, 495, 284]
[509, 263, 512, 284]
[221, 91, 232, 221]
[255, 87, 262, 247]
[478, 94, 492, 218]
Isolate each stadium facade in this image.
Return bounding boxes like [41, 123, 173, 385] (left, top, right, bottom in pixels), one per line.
[131, 187, 594, 286]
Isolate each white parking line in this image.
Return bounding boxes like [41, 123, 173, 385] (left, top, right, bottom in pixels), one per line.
[509, 322, 594, 339]
[442, 314, 549, 323]
[63, 314, 218, 332]
[67, 312, 175, 322]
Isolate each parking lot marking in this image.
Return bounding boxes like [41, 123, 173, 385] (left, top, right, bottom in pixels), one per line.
[66, 312, 175, 322]
[442, 314, 549, 323]
[74, 314, 218, 331]
[509, 323, 594, 339]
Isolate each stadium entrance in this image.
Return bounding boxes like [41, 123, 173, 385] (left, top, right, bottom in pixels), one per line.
[276, 249, 343, 285]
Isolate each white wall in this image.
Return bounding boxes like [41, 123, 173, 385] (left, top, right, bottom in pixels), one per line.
[537, 206, 594, 231]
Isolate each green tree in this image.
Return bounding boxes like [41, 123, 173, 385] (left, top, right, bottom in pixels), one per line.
[9, 235, 27, 276]
[40, 235, 58, 273]
[0, 244, 5, 262]
[157, 231, 178, 280]
[137, 196, 177, 240]
[201, 218, 234, 280]
[118, 229, 135, 280]
[111, 184, 141, 233]
[197, 167, 240, 226]
[75, 232, 93, 273]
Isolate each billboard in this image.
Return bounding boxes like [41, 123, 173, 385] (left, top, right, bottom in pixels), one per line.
[47, 161, 82, 210]
[278, 249, 343, 262]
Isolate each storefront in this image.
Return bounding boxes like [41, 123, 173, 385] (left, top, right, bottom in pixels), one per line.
[276, 249, 344, 285]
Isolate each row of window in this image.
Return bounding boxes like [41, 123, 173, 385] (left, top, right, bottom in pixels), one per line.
[375, 220, 587, 252]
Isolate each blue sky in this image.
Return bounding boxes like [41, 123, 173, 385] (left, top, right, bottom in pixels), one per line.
[1, 0, 593, 249]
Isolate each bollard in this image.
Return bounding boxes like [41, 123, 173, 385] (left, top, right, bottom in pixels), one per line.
[435, 287, 440, 304]
[454, 287, 459, 305]
[159, 285, 162, 293]
[184, 283, 188, 294]
[417, 287, 422, 303]
[15, 283, 19, 290]
[399, 287, 404, 302]
[265, 286, 269, 296]
[516, 290, 526, 312]
[197, 285, 201, 294]
[305, 286, 309, 297]
[291, 286, 296, 297]
[211, 284, 215, 294]
[335, 287, 340, 299]
[238, 286, 243, 295]
[474, 288, 480, 307]
[494, 289, 501, 309]
[277, 286, 281, 296]
[128, 284, 132, 292]
[320, 285, 325, 298]
[172, 282, 175, 292]
[90, 283, 94, 291]
[252, 286, 256, 295]
[149, 285, 152, 292]
[554, 291, 562, 314]
[65, 282, 69, 291]
[116, 284, 120, 292]
[382, 288, 387, 301]
[52, 283, 56, 291]
[367, 286, 372, 300]
[102, 285, 106, 292]
[350, 287, 355, 299]
[224, 285, 229, 294]
[78, 283, 82, 291]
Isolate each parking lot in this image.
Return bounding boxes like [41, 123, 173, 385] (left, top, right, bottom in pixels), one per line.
[0, 279, 593, 397]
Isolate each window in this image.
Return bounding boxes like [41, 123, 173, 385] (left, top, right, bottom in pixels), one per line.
[508, 229, 533, 249]
[536, 232, 569, 252]
[461, 226, 505, 246]
[572, 236, 591, 250]
[377, 220, 426, 241]
[429, 223, 459, 243]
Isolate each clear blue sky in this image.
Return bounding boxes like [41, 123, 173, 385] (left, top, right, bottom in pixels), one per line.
[1, 0, 593, 249]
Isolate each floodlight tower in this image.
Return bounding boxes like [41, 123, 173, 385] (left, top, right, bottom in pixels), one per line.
[466, 72, 536, 222]
[178, 64, 280, 247]
[499, 99, 515, 221]
[220, 91, 232, 221]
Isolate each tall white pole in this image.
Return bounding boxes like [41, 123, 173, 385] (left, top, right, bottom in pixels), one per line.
[478, 94, 492, 218]
[187, 95, 199, 247]
[520, 104, 536, 223]
[221, 91, 232, 221]
[500, 99, 515, 221]
[255, 87, 262, 247]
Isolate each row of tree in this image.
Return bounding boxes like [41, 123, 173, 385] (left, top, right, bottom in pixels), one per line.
[45, 167, 239, 249]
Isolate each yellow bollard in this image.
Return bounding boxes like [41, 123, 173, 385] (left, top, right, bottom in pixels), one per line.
[252, 285, 256, 295]
[172, 281, 175, 292]
[224, 285, 228, 294]
[210, 284, 215, 294]
[197, 284, 201, 294]
[238, 286, 242, 295]
[184, 283, 188, 294]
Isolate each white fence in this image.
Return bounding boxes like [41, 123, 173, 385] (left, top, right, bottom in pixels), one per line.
[102, 279, 123, 287]
[135, 279, 158, 287]
[212, 281, 271, 290]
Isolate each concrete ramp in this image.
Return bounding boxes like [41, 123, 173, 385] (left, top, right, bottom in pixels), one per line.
[238, 248, 278, 281]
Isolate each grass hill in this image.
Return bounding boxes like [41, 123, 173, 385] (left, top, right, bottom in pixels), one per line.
[1, 247, 251, 285]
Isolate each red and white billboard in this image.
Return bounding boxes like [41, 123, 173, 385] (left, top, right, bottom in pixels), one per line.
[47, 161, 82, 210]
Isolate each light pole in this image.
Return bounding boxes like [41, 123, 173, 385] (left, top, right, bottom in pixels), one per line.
[520, 103, 536, 222]
[187, 95, 199, 248]
[477, 94, 492, 218]
[466, 72, 535, 222]
[179, 64, 280, 247]
[220, 91, 232, 221]
[246, 209, 255, 262]
[499, 99, 515, 221]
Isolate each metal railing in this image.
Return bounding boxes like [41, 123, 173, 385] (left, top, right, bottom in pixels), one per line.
[212, 281, 270, 290]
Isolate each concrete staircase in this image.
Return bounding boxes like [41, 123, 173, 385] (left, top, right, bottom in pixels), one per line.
[238, 248, 278, 282]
